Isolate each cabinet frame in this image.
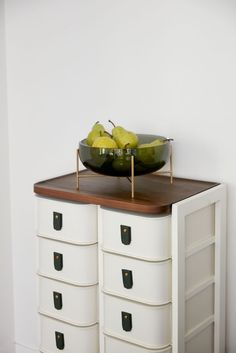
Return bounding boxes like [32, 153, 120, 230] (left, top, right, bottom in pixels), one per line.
[172, 184, 226, 353]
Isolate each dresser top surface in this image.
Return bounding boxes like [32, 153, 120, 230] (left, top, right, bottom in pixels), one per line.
[34, 170, 218, 214]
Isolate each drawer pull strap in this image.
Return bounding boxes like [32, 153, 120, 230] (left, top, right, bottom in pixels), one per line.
[55, 331, 64, 350]
[122, 269, 133, 289]
[53, 212, 63, 231]
[53, 252, 63, 271]
[121, 311, 132, 331]
[120, 225, 131, 245]
[53, 291, 63, 310]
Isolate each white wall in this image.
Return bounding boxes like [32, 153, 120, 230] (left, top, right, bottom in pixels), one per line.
[0, 1, 14, 352]
[3, 0, 236, 352]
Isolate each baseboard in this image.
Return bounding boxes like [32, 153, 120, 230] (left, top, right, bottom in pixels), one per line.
[15, 342, 39, 353]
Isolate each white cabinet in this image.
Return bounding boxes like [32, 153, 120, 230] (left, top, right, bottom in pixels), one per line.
[34, 173, 226, 353]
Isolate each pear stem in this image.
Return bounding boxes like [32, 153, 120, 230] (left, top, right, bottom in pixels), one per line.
[104, 130, 112, 137]
[108, 119, 116, 128]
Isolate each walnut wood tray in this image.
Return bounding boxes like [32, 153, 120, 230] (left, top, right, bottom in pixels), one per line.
[34, 170, 218, 215]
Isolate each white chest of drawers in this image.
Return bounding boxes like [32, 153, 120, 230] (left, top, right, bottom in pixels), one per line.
[34, 172, 226, 353]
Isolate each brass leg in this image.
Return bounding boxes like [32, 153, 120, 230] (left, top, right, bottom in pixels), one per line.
[131, 155, 134, 198]
[170, 145, 173, 184]
[76, 149, 79, 189]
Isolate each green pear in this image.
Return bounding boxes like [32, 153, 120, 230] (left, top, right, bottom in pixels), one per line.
[137, 143, 151, 148]
[137, 146, 155, 165]
[109, 120, 138, 148]
[138, 138, 164, 148]
[137, 138, 164, 165]
[92, 136, 118, 148]
[149, 138, 164, 147]
[86, 122, 105, 146]
[112, 155, 131, 174]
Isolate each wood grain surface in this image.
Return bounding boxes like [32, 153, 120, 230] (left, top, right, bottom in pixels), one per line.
[34, 170, 218, 215]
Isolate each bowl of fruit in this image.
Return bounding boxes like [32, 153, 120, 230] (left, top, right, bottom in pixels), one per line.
[79, 121, 172, 177]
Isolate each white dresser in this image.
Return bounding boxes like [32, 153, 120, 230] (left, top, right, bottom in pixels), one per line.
[34, 172, 226, 353]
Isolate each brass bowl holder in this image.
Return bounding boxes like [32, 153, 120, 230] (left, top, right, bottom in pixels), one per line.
[76, 143, 173, 198]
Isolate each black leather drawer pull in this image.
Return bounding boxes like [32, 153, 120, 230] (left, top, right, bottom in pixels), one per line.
[55, 331, 64, 350]
[53, 252, 63, 271]
[121, 311, 132, 331]
[53, 212, 63, 231]
[53, 291, 63, 310]
[122, 269, 133, 289]
[120, 225, 131, 245]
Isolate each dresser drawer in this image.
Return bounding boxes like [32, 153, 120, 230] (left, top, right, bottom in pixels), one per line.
[38, 276, 98, 326]
[103, 294, 171, 349]
[38, 237, 98, 285]
[37, 197, 97, 244]
[101, 208, 171, 261]
[104, 336, 172, 353]
[103, 252, 171, 305]
[40, 315, 99, 353]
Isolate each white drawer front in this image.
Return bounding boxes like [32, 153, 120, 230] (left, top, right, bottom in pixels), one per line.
[39, 276, 98, 326]
[101, 208, 171, 261]
[37, 197, 97, 244]
[104, 335, 172, 353]
[103, 294, 171, 349]
[40, 315, 99, 353]
[38, 237, 98, 285]
[103, 252, 171, 305]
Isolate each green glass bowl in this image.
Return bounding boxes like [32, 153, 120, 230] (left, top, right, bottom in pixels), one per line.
[79, 134, 171, 177]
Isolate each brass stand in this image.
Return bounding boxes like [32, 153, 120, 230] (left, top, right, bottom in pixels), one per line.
[76, 146, 173, 198]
